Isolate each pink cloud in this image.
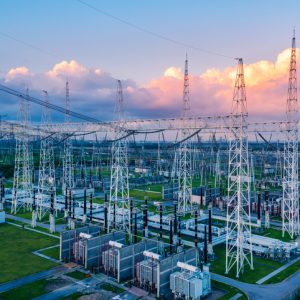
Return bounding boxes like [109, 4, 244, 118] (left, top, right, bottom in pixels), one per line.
[2, 48, 298, 121]
[47, 60, 88, 78]
[5, 66, 30, 82]
[139, 48, 299, 119]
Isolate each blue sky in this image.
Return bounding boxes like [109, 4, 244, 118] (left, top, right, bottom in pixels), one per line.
[0, 0, 299, 83]
[0, 0, 299, 122]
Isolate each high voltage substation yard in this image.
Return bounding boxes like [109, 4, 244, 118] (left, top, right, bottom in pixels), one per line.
[0, 34, 299, 300]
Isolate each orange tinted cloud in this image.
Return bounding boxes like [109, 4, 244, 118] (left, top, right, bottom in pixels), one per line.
[47, 60, 88, 78]
[5, 66, 30, 82]
[3, 48, 298, 121]
[143, 48, 299, 119]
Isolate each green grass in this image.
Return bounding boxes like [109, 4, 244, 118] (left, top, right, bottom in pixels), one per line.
[6, 212, 63, 236]
[60, 292, 90, 300]
[210, 245, 283, 283]
[65, 270, 88, 280]
[9, 210, 33, 220]
[51, 217, 67, 225]
[32, 225, 60, 237]
[264, 259, 300, 284]
[40, 246, 60, 260]
[212, 280, 248, 300]
[0, 278, 55, 300]
[6, 216, 61, 237]
[130, 189, 162, 201]
[0, 224, 58, 283]
[6, 218, 28, 226]
[138, 184, 162, 192]
[6, 208, 65, 225]
[6, 209, 48, 222]
[101, 283, 125, 294]
[92, 197, 104, 204]
[42, 213, 66, 225]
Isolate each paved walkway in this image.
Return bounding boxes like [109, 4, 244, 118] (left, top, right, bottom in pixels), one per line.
[212, 270, 300, 300]
[33, 277, 99, 300]
[256, 256, 300, 284]
[33, 282, 80, 300]
[0, 266, 67, 293]
[32, 249, 61, 264]
[6, 214, 66, 233]
[229, 294, 243, 300]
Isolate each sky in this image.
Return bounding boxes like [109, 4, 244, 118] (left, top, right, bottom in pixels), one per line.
[0, 0, 299, 122]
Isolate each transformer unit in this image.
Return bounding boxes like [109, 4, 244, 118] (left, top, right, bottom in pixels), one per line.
[170, 262, 211, 299]
[138, 260, 158, 287]
[136, 251, 161, 292]
[102, 240, 122, 275]
[74, 232, 92, 263]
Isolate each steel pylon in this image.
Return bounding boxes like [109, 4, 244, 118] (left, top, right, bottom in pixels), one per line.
[177, 55, 193, 214]
[37, 91, 56, 220]
[11, 90, 33, 213]
[108, 80, 130, 232]
[282, 32, 299, 238]
[225, 58, 253, 278]
[62, 81, 74, 192]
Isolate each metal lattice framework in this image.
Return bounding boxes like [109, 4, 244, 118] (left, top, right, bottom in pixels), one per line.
[108, 80, 130, 232]
[62, 81, 74, 192]
[225, 58, 253, 278]
[282, 32, 299, 238]
[11, 91, 33, 213]
[177, 55, 193, 213]
[37, 91, 56, 220]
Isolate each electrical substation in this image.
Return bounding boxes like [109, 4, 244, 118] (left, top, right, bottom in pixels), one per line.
[0, 33, 299, 300]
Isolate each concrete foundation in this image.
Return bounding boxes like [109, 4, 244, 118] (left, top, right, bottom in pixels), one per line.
[31, 210, 37, 228]
[49, 214, 55, 233]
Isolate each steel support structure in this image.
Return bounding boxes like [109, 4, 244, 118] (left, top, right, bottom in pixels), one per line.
[62, 81, 74, 192]
[37, 91, 56, 219]
[11, 91, 33, 213]
[225, 59, 253, 278]
[177, 55, 193, 213]
[282, 32, 299, 238]
[108, 80, 130, 232]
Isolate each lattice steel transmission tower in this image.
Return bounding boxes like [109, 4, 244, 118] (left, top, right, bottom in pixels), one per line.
[108, 80, 130, 232]
[225, 58, 253, 278]
[11, 91, 33, 213]
[62, 81, 74, 193]
[79, 137, 87, 186]
[282, 32, 299, 238]
[37, 91, 56, 220]
[177, 55, 193, 213]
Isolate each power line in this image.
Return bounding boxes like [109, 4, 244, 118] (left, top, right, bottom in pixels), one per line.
[0, 83, 103, 124]
[0, 31, 61, 60]
[77, 0, 235, 60]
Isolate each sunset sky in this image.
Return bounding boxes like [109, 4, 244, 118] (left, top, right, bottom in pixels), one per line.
[0, 0, 299, 122]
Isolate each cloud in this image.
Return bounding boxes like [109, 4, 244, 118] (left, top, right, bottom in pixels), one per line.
[142, 48, 299, 119]
[1, 49, 297, 123]
[164, 67, 182, 79]
[5, 66, 30, 82]
[47, 60, 88, 78]
[201, 48, 297, 88]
